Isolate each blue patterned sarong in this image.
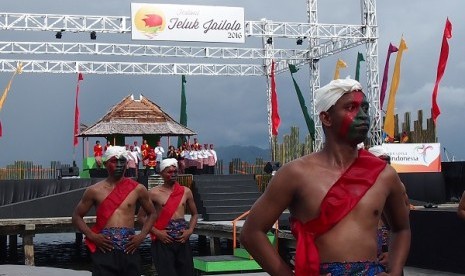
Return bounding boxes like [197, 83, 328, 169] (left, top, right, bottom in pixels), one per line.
[100, 227, 135, 251]
[320, 261, 385, 276]
[165, 218, 189, 239]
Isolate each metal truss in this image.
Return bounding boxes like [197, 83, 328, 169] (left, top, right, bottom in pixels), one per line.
[1, 12, 373, 40]
[0, 59, 265, 76]
[0, 41, 311, 60]
[0, 0, 381, 150]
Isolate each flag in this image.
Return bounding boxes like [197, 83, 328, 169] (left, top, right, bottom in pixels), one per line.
[380, 43, 399, 109]
[0, 63, 23, 112]
[432, 18, 452, 125]
[355, 52, 365, 81]
[271, 60, 280, 136]
[73, 73, 84, 147]
[333, 59, 347, 80]
[0, 62, 23, 138]
[178, 75, 188, 147]
[289, 64, 315, 140]
[383, 38, 407, 138]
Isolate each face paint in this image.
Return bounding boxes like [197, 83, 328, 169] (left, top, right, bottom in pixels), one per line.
[338, 91, 370, 142]
[106, 156, 127, 179]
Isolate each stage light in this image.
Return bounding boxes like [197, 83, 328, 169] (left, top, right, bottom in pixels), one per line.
[266, 37, 273, 44]
[296, 37, 303, 45]
[55, 31, 62, 39]
[90, 31, 97, 40]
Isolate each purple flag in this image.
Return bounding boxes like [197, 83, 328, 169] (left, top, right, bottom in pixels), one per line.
[380, 43, 399, 109]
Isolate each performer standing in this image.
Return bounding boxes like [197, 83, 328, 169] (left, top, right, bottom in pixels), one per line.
[72, 146, 156, 276]
[138, 158, 198, 276]
[93, 140, 103, 168]
[240, 79, 410, 276]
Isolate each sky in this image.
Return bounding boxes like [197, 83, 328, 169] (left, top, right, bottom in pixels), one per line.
[1, 0, 464, 167]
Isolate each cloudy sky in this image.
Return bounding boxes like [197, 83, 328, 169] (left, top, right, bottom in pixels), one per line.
[1, 0, 464, 167]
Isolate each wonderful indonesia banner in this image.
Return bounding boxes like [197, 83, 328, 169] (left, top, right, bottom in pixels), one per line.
[382, 143, 441, 173]
[131, 3, 245, 43]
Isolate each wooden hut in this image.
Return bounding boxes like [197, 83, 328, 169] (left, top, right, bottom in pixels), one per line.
[77, 94, 196, 174]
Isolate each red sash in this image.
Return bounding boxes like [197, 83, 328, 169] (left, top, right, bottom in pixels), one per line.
[150, 182, 185, 240]
[85, 178, 138, 253]
[290, 149, 386, 276]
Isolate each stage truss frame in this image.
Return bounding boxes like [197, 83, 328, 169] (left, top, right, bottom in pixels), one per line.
[0, 0, 381, 152]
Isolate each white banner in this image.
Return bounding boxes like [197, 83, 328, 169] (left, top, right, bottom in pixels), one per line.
[381, 143, 442, 173]
[131, 3, 245, 43]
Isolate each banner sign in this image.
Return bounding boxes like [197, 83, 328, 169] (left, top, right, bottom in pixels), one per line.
[131, 3, 245, 43]
[381, 143, 441, 173]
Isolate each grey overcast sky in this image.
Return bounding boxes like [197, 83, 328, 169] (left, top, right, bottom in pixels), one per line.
[1, 0, 464, 167]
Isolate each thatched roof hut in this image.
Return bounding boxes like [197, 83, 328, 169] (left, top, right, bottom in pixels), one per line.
[78, 94, 196, 137]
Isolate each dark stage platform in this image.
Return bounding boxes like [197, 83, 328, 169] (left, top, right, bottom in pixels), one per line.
[407, 206, 465, 274]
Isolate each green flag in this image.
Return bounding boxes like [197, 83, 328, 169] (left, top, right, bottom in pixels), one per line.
[355, 52, 365, 81]
[289, 64, 315, 140]
[178, 75, 187, 147]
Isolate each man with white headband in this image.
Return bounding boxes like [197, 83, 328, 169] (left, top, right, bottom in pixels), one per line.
[138, 158, 198, 276]
[72, 146, 156, 276]
[241, 79, 410, 275]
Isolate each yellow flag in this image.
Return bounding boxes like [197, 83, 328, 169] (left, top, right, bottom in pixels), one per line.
[383, 38, 408, 138]
[333, 59, 347, 79]
[0, 63, 23, 111]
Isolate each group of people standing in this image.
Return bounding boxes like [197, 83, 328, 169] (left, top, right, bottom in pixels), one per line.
[93, 137, 218, 177]
[81, 78, 412, 276]
[73, 147, 198, 276]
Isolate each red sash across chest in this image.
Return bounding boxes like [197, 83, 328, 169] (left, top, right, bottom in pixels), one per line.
[85, 178, 138, 253]
[150, 182, 185, 240]
[290, 149, 386, 276]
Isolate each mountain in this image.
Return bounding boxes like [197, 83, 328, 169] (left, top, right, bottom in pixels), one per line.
[215, 145, 271, 164]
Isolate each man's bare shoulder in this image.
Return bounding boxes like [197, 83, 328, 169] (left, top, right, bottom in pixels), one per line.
[276, 152, 320, 176]
[377, 164, 403, 189]
[269, 153, 321, 189]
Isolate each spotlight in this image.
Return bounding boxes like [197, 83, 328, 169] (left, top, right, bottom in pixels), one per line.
[296, 37, 303, 45]
[55, 31, 62, 39]
[266, 37, 273, 44]
[90, 31, 97, 40]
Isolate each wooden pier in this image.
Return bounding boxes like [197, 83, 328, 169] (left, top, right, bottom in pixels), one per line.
[0, 216, 295, 266]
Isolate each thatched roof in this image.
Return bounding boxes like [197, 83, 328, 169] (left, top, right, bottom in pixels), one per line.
[78, 94, 196, 137]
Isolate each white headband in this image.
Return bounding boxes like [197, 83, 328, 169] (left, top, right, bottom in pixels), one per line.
[103, 146, 129, 161]
[368, 145, 388, 157]
[314, 78, 363, 114]
[160, 158, 178, 172]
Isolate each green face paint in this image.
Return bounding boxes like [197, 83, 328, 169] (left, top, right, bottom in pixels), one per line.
[339, 91, 370, 143]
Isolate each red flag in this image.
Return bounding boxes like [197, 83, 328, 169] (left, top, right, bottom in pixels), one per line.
[270, 60, 280, 136]
[432, 18, 452, 125]
[73, 73, 84, 147]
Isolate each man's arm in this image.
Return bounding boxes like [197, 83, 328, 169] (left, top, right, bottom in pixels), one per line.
[457, 191, 465, 220]
[178, 188, 198, 243]
[71, 187, 113, 252]
[126, 185, 157, 253]
[383, 167, 411, 276]
[240, 169, 295, 276]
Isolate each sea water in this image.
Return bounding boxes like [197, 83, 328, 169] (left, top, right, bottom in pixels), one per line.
[1, 233, 227, 276]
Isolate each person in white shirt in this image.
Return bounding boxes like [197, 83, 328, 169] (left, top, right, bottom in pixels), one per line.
[154, 140, 165, 173]
[133, 141, 142, 168]
[207, 144, 218, 174]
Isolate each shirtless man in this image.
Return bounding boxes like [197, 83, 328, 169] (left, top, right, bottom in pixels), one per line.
[138, 158, 198, 276]
[72, 146, 156, 276]
[240, 79, 411, 276]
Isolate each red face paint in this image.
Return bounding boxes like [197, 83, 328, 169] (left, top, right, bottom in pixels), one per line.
[106, 156, 127, 178]
[338, 91, 370, 142]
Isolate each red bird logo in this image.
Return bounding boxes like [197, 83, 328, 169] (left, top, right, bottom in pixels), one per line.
[142, 14, 163, 28]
